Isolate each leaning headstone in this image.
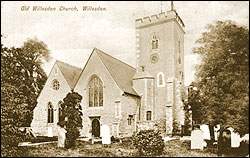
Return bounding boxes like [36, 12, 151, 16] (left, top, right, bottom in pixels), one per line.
[101, 124, 111, 145]
[228, 127, 240, 148]
[191, 129, 204, 150]
[200, 124, 210, 140]
[48, 126, 53, 137]
[57, 126, 67, 148]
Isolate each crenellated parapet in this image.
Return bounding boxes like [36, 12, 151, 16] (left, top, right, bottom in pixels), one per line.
[135, 10, 185, 32]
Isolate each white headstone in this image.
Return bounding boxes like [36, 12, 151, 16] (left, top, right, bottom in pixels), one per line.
[214, 124, 220, 141]
[101, 125, 111, 144]
[191, 129, 204, 150]
[228, 127, 241, 148]
[48, 126, 53, 137]
[241, 134, 249, 142]
[200, 124, 210, 140]
[57, 126, 67, 148]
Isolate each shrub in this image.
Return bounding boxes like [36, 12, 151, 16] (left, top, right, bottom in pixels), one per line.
[57, 92, 83, 148]
[132, 129, 165, 156]
[1, 84, 29, 157]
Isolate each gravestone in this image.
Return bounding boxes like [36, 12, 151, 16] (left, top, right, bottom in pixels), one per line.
[218, 129, 231, 155]
[101, 124, 111, 145]
[200, 124, 210, 140]
[228, 127, 240, 148]
[57, 126, 67, 148]
[191, 129, 204, 150]
[48, 126, 53, 137]
[214, 124, 220, 141]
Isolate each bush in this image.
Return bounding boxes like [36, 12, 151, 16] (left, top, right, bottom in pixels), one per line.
[1, 84, 29, 157]
[57, 92, 83, 148]
[132, 129, 165, 156]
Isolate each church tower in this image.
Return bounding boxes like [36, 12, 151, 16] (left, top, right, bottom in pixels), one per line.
[133, 3, 185, 134]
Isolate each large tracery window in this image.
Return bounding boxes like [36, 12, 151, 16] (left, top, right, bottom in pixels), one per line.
[48, 102, 54, 123]
[88, 76, 103, 107]
[52, 79, 60, 90]
[151, 34, 159, 50]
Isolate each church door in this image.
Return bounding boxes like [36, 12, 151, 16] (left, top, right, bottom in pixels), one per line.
[92, 119, 100, 137]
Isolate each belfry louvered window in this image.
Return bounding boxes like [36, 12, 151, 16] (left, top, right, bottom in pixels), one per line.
[88, 76, 103, 107]
[151, 34, 159, 50]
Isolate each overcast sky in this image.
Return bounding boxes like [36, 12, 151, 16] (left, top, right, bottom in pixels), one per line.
[1, 1, 249, 86]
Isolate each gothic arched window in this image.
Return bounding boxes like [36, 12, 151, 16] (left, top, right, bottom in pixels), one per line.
[146, 111, 152, 121]
[58, 101, 63, 122]
[52, 79, 60, 90]
[151, 34, 159, 50]
[157, 72, 165, 87]
[88, 76, 103, 107]
[48, 102, 54, 123]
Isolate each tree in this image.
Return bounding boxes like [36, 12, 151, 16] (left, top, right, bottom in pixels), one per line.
[187, 82, 204, 125]
[1, 37, 51, 156]
[1, 83, 28, 156]
[183, 99, 192, 135]
[1, 37, 51, 126]
[57, 92, 83, 148]
[192, 20, 249, 136]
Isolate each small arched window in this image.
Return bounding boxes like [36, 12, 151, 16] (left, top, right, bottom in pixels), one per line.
[48, 102, 54, 123]
[159, 74, 163, 85]
[146, 111, 152, 121]
[52, 79, 60, 90]
[58, 101, 63, 122]
[88, 76, 103, 107]
[128, 115, 133, 125]
[157, 72, 165, 87]
[151, 34, 159, 50]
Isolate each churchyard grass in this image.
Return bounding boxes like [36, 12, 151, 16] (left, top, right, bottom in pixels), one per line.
[16, 138, 247, 157]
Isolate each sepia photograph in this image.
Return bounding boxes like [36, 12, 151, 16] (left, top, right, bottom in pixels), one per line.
[1, 1, 249, 157]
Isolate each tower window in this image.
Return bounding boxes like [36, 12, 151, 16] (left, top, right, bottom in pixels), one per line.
[48, 102, 54, 123]
[159, 75, 163, 85]
[146, 111, 152, 121]
[157, 72, 165, 87]
[88, 76, 103, 107]
[141, 66, 145, 72]
[151, 34, 159, 50]
[52, 79, 60, 90]
[180, 71, 184, 81]
[178, 55, 181, 64]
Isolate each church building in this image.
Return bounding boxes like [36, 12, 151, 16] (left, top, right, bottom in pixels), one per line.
[31, 6, 185, 138]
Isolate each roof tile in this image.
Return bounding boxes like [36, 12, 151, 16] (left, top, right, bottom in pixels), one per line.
[94, 48, 139, 96]
[56, 60, 82, 90]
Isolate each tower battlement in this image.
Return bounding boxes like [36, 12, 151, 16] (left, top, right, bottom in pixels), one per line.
[135, 10, 185, 31]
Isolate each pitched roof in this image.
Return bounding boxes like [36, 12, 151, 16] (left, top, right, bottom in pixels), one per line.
[94, 48, 139, 96]
[56, 60, 82, 90]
